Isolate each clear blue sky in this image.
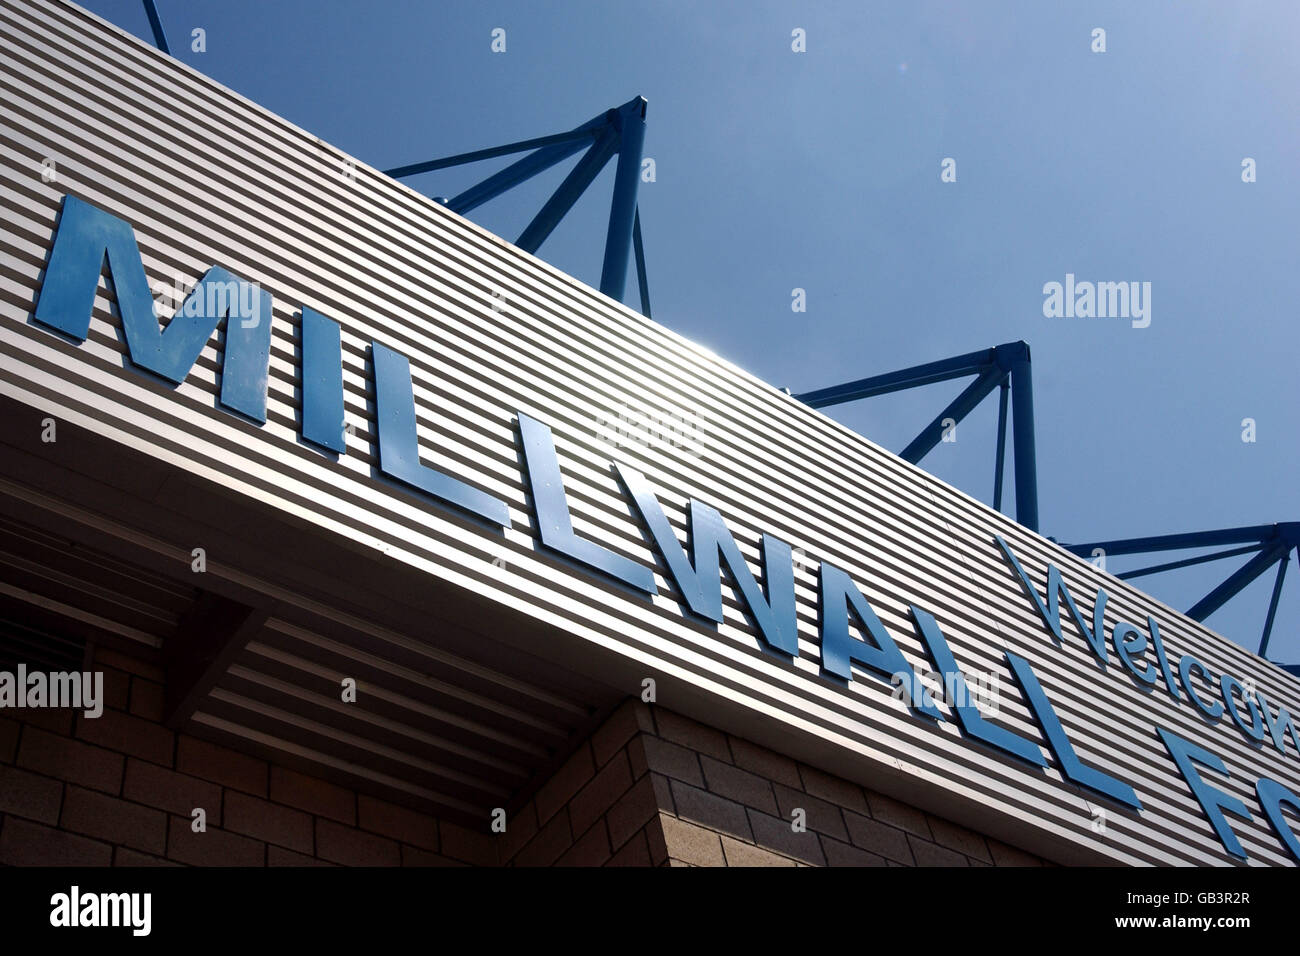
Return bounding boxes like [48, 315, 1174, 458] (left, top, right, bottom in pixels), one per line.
[86, 0, 1300, 663]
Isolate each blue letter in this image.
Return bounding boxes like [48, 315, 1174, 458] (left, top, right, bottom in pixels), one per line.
[816, 562, 941, 717]
[617, 463, 793, 652]
[1220, 674, 1266, 743]
[913, 606, 1046, 766]
[301, 308, 346, 452]
[1178, 656, 1223, 720]
[1255, 778, 1300, 863]
[35, 195, 272, 421]
[371, 342, 509, 526]
[1255, 691, 1300, 760]
[1006, 652, 1141, 809]
[1112, 621, 1155, 687]
[1157, 727, 1252, 860]
[994, 536, 1107, 664]
[520, 416, 655, 593]
[1145, 616, 1182, 704]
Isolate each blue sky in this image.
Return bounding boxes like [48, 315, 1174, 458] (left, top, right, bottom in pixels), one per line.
[87, 0, 1300, 663]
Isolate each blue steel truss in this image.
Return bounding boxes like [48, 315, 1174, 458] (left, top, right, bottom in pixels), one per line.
[384, 97, 652, 316]
[142, 0, 169, 53]
[1059, 525, 1299, 659]
[795, 346, 1296, 665]
[794, 341, 1039, 533]
[139, 3, 650, 314]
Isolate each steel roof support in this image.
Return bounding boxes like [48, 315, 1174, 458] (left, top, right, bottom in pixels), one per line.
[899, 366, 1004, 464]
[1186, 542, 1292, 623]
[142, 0, 169, 54]
[992, 380, 1010, 513]
[795, 347, 993, 408]
[1007, 345, 1039, 533]
[445, 138, 593, 216]
[517, 128, 620, 254]
[382, 96, 652, 313]
[1259, 554, 1289, 659]
[385, 128, 597, 183]
[633, 207, 652, 318]
[599, 97, 647, 302]
[1117, 543, 1262, 581]
[793, 340, 1039, 532]
[1062, 525, 1281, 557]
[1062, 523, 1300, 658]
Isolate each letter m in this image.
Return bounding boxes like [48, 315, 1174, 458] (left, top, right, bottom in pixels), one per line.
[34, 195, 273, 421]
[1097, 281, 1129, 318]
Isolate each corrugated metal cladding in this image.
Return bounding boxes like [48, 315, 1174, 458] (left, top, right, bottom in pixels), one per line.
[0, 0, 1296, 864]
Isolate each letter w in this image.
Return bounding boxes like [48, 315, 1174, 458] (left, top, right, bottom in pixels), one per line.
[617, 464, 798, 656]
[995, 535, 1108, 664]
[34, 195, 273, 421]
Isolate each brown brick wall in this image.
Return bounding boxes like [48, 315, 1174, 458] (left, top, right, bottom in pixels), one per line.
[0, 650, 481, 867]
[0, 649, 1048, 867]
[497, 699, 1049, 867]
[500, 700, 668, 866]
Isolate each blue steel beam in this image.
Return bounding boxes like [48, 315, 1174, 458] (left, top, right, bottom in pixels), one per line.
[992, 380, 1009, 513]
[447, 140, 585, 214]
[408, 106, 619, 213]
[1186, 542, 1292, 623]
[599, 97, 648, 301]
[1061, 524, 1300, 657]
[1117, 543, 1263, 581]
[142, 0, 169, 54]
[378, 97, 653, 313]
[1061, 525, 1282, 559]
[383, 128, 596, 181]
[516, 127, 620, 254]
[793, 340, 1039, 531]
[1007, 343, 1038, 533]
[1259, 553, 1289, 658]
[388, 105, 615, 213]
[794, 347, 994, 409]
[633, 206, 651, 318]
[899, 366, 1004, 464]
[447, 140, 592, 216]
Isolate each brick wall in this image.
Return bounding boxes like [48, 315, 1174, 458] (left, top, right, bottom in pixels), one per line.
[499, 699, 1049, 867]
[0, 649, 1047, 867]
[0, 647, 491, 867]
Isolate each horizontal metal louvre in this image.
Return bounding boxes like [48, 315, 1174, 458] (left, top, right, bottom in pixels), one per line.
[1, 0, 1297, 864]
